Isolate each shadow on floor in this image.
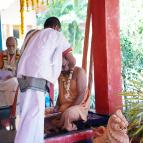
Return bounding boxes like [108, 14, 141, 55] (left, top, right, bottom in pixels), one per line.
[0, 130, 15, 143]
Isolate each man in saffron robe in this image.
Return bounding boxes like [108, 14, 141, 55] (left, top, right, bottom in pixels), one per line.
[45, 57, 89, 131]
[15, 17, 76, 143]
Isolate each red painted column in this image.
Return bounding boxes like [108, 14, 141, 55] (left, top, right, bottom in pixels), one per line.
[91, 0, 122, 115]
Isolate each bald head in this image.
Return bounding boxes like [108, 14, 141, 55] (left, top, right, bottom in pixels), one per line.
[6, 37, 18, 55]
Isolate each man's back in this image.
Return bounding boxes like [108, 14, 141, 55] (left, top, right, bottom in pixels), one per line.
[17, 28, 71, 83]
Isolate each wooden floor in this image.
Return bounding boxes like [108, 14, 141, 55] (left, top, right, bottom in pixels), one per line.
[44, 112, 109, 143]
[45, 129, 93, 143]
[0, 130, 15, 143]
[0, 130, 92, 143]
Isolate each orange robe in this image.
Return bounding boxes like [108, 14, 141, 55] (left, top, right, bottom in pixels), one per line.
[56, 73, 90, 131]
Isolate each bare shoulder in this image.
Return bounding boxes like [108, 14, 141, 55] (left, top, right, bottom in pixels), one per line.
[75, 66, 86, 74]
[73, 66, 86, 78]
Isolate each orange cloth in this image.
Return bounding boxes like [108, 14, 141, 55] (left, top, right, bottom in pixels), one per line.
[56, 74, 90, 131]
[57, 74, 78, 112]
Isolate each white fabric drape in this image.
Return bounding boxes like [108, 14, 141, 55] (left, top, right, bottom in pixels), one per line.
[0, 77, 18, 107]
[15, 89, 45, 143]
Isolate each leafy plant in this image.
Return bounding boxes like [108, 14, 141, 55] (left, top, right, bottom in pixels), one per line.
[120, 0, 143, 94]
[121, 79, 143, 142]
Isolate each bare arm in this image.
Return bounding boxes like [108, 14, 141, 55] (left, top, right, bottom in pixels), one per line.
[73, 68, 87, 105]
[64, 52, 76, 71]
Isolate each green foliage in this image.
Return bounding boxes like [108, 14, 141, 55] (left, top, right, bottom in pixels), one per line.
[120, 0, 143, 91]
[120, 31, 143, 92]
[138, 21, 143, 34]
[36, 0, 87, 54]
[68, 21, 83, 53]
[90, 92, 95, 109]
[120, 1, 143, 141]
[121, 80, 143, 142]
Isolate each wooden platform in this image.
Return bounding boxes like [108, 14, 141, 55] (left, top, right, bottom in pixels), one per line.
[45, 129, 93, 143]
[44, 112, 109, 143]
[0, 112, 109, 143]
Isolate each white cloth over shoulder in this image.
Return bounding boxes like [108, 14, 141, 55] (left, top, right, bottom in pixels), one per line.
[15, 90, 45, 143]
[17, 28, 71, 83]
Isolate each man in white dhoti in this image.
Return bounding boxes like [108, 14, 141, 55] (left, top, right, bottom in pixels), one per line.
[15, 17, 76, 143]
[0, 37, 19, 129]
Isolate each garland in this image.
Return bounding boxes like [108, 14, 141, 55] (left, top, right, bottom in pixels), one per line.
[20, 0, 24, 35]
[3, 50, 20, 72]
[31, 0, 34, 10]
[63, 70, 73, 101]
[37, 0, 39, 8]
[26, 0, 29, 11]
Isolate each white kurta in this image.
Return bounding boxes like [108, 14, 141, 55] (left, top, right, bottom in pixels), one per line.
[17, 28, 71, 83]
[15, 28, 71, 143]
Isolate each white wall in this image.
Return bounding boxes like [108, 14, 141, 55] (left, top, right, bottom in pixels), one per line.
[0, 0, 36, 50]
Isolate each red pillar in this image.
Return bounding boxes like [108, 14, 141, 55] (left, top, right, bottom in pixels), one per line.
[91, 0, 122, 115]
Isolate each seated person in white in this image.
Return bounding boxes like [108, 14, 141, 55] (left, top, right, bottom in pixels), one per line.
[0, 37, 20, 107]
